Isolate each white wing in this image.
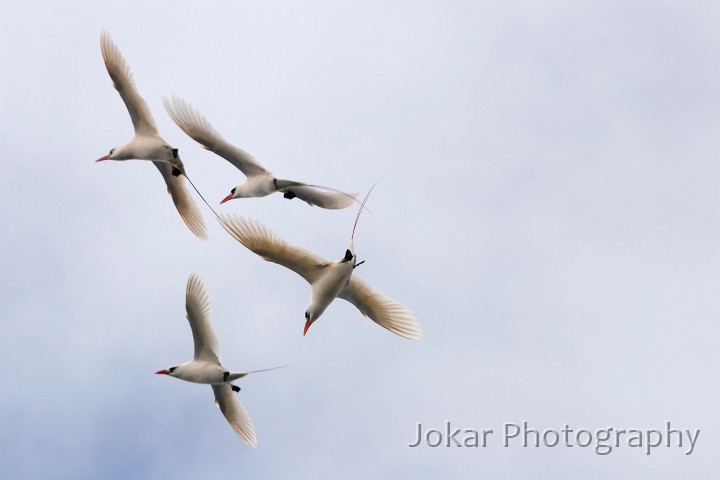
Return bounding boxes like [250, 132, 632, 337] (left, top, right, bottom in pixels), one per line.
[338, 276, 422, 340]
[285, 186, 358, 209]
[154, 162, 208, 240]
[219, 214, 329, 284]
[162, 96, 268, 177]
[100, 30, 158, 135]
[212, 384, 257, 447]
[185, 273, 221, 362]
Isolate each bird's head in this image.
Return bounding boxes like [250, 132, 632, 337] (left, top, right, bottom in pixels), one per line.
[303, 310, 316, 336]
[220, 186, 244, 204]
[154, 366, 179, 377]
[96, 147, 116, 162]
[96, 145, 138, 162]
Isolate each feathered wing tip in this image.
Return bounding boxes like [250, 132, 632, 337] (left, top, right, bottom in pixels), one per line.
[224, 398, 257, 448]
[367, 293, 423, 340]
[162, 95, 223, 150]
[172, 178, 208, 240]
[285, 185, 359, 209]
[218, 214, 276, 255]
[186, 273, 212, 322]
[157, 163, 208, 240]
[212, 384, 257, 447]
[163, 96, 266, 177]
[100, 30, 134, 88]
[218, 214, 328, 285]
[100, 29, 158, 135]
[339, 276, 422, 340]
[218, 214, 307, 262]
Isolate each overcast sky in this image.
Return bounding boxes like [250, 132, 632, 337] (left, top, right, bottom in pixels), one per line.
[1, 1, 718, 478]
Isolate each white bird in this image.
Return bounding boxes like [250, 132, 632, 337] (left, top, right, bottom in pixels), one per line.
[218, 193, 422, 340]
[96, 30, 207, 240]
[163, 95, 358, 209]
[155, 273, 285, 447]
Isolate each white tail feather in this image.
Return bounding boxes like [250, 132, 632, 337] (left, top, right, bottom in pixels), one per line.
[351, 184, 377, 242]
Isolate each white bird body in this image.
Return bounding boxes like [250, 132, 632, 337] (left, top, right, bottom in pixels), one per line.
[165, 361, 246, 385]
[307, 254, 354, 322]
[163, 96, 358, 208]
[219, 215, 422, 340]
[167, 360, 222, 384]
[156, 273, 284, 447]
[233, 172, 283, 199]
[107, 134, 177, 164]
[98, 31, 207, 240]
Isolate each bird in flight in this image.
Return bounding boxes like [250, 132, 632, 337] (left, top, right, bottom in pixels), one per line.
[218, 190, 422, 339]
[163, 95, 358, 209]
[97, 31, 207, 240]
[155, 273, 286, 447]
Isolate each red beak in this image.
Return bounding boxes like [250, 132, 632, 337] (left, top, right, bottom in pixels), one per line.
[303, 319, 311, 336]
[220, 193, 233, 204]
[96, 155, 110, 162]
[155, 370, 170, 375]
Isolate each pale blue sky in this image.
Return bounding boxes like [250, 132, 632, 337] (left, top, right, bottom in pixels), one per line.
[1, 1, 718, 478]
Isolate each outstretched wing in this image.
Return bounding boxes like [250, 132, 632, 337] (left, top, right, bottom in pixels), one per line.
[219, 214, 329, 284]
[338, 276, 422, 340]
[185, 273, 221, 362]
[163, 96, 267, 178]
[284, 185, 358, 209]
[211, 384, 257, 447]
[100, 30, 158, 136]
[154, 162, 207, 240]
